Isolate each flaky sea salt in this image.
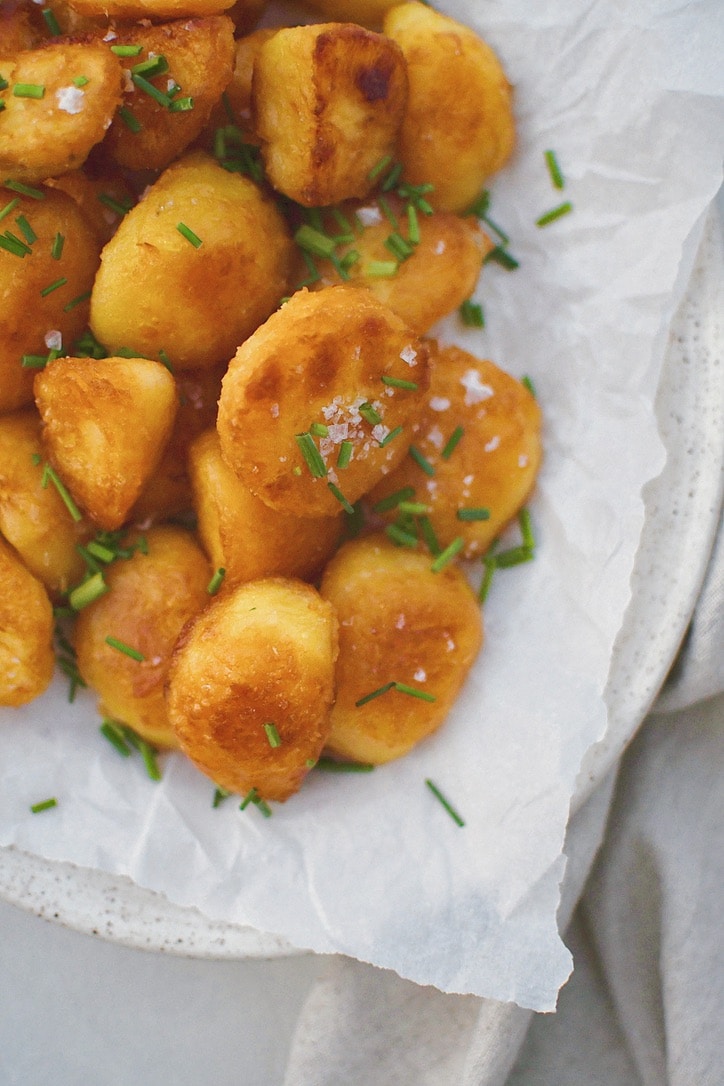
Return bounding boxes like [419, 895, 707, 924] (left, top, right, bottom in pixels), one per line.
[55, 86, 85, 115]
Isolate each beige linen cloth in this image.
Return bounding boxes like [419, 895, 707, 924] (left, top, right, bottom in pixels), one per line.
[283, 386, 724, 1086]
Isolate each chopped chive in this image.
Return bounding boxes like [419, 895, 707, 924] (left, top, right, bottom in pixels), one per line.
[207, 567, 226, 595]
[521, 374, 536, 397]
[0, 76, 7, 91]
[365, 260, 398, 278]
[13, 83, 45, 99]
[4, 228, 32, 255]
[212, 786, 231, 808]
[381, 375, 418, 391]
[40, 277, 67, 297]
[392, 682, 436, 702]
[110, 44, 143, 57]
[337, 440, 353, 469]
[425, 779, 465, 826]
[117, 105, 142, 133]
[327, 481, 354, 514]
[381, 161, 403, 192]
[478, 556, 496, 602]
[456, 507, 490, 522]
[15, 214, 37, 245]
[418, 515, 442, 556]
[97, 192, 133, 217]
[484, 245, 519, 270]
[460, 299, 485, 327]
[310, 421, 329, 437]
[73, 75, 89, 88]
[441, 425, 464, 460]
[385, 231, 414, 261]
[368, 154, 393, 182]
[42, 8, 62, 35]
[176, 222, 202, 248]
[21, 354, 49, 369]
[63, 290, 91, 312]
[169, 95, 194, 113]
[30, 797, 57, 814]
[105, 636, 144, 661]
[355, 681, 396, 707]
[397, 181, 434, 215]
[295, 431, 328, 478]
[406, 203, 420, 244]
[0, 234, 29, 257]
[373, 486, 415, 513]
[359, 402, 382, 426]
[378, 195, 399, 229]
[0, 197, 20, 222]
[240, 787, 259, 810]
[51, 232, 64, 259]
[378, 425, 403, 448]
[4, 180, 44, 199]
[315, 757, 374, 773]
[385, 523, 419, 548]
[494, 544, 534, 568]
[408, 445, 435, 477]
[398, 500, 429, 515]
[86, 539, 117, 563]
[40, 464, 82, 521]
[340, 248, 361, 271]
[69, 572, 108, 611]
[430, 536, 465, 572]
[157, 348, 174, 373]
[536, 201, 573, 227]
[100, 720, 132, 757]
[139, 740, 162, 781]
[264, 722, 281, 748]
[131, 54, 169, 78]
[294, 223, 337, 259]
[544, 149, 565, 190]
[519, 508, 535, 550]
[131, 71, 171, 108]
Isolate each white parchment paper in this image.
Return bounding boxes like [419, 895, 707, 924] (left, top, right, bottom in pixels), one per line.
[1, 0, 722, 1011]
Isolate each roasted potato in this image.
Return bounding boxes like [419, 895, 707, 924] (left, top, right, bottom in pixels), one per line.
[63, 0, 236, 18]
[44, 168, 137, 245]
[34, 354, 178, 531]
[369, 345, 542, 557]
[320, 533, 482, 764]
[0, 41, 123, 184]
[0, 186, 102, 415]
[200, 26, 275, 142]
[291, 195, 492, 333]
[0, 409, 88, 596]
[0, 535, 55, 708]
[73, 525, 211, 748]
[190, 427, 344, 586]
[301, 0, 401, 29]
[252, 22, 408, 207]
[0, 5, 38, 53]
[167, 577, 339, 801]
[217, 284, 432, 518]
[383, 2, 515, 212]
[90, 151, 294, 370]
[99, 17, 236, 173]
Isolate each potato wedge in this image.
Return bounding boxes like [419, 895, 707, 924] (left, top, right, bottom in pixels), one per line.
[252, 22, 407, 206]
[0, 535, 55, 708]
[73, 525, 211, 748]
[0, 185, 102, 414]
[90, 151, 294, 370]
[217, 284, 432, 518]
[167, 577, 338, 802]
[0, 409, 88, 596]
[0, 41, 122, 184]
[368, 345, 542, 557]
[383, 2, 515, 212]
[320, 533, 482, 764]
[34, 354, 178, 531]
[190, 427, 344, 586]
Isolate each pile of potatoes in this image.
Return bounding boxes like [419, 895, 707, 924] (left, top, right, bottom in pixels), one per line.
[0, 0, 541, 805]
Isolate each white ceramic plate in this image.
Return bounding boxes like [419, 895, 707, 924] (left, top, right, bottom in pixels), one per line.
[0, 207, 720, 960]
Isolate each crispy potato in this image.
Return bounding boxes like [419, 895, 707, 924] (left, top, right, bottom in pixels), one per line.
[0, 409, 88, 596]
[73, 525, 211, 748]
[90, 151, 294, 370]
[0, 42, 123, 184]
[99, 17, 236, 173]
[291, 196, 492, 333]
[64, 0, 235, 18]
[0, 5, 38, 53]
[0, 535, 55, 708]
[167, 577, 338, 801]
[190, 427, 344, 586]
[0, 186, 102, 414]
[383, 2, 515, 212]
[369, 345, 542, 557]
[252, 22, 407, 206]
[301, 0, 401, 29]
[217, 284, 432, 518]
[34, 354, 178, 531]
[35, 2, 109, 36]
[131, 364, 225, 523]
[200, 26, 275, 143]
[320, 533, 482, 764]
[44, 168, 136, 245]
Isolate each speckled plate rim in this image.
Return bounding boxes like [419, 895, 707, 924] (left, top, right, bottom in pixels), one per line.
[0, 209, 721, 961]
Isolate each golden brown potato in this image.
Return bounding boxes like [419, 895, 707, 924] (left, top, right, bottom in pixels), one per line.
[0, 5, 38, 53]
[34, 354, 178, 531]
[320, 533, 482, 763]
[383, 2, 515, 212]
[291, 196, 492, 333]
[35, 2, 109, 36]
[252, 22, 407, 206]
[0, 534, 55, 708]
[73, 525, 211, 748]
[301, 0, 401, 29]
[44, 169, 137, 246]
[190, 428, 344, 586]
[0, 186, 102, 414]
[90, 151, 294, 370]
[200, 26, 275, 142]
[167, 577, 338, 802]
[217, 284, 432, 518]
[369, 345, 542, 557]
[0, 409, 88, 596]
[0, 41, 123, 184]
[99, 17, 236, 173]
[64, 0, 235, 18]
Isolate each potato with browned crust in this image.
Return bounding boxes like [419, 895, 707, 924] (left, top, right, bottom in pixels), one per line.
[44, 168, 137, 245]
[383, 2, 515, 212]
[90, 151, 294, 370]
[190, 427, 344, 586]
[301, 0, 400, 29]
[0, 5, 38, 53]
[63, 0, 235, 18]
[34, 354, 178, 531]
[167, 577, 338, 802]
[199, 26, 275, 144]
[73, 525, 211, 748]
[0, 535, 55, 708]
[217, 284, 432, 519]
[252, 22, 407, 207]
[99, 16, 236, 173]
[290, 196, 492, 333]
[319, 533, 482, 764]
[368, 345, 542, 557]
[0, 186, 102, 415]
[0, 41, 122, 184]
[0, 409, 88, 597]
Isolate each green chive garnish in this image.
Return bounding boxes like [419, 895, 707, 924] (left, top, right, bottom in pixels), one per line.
[441, 425, 464, 460]
[315, 757, 374, 773]
[365, 260, 398, 278]
[100, 719, 133, 757]
[207, 567, 226, 595]
[131, 72, 171, 108]
[105, 636, 144, 661]
[264, 722, 281, 748]
[0, 197, 20, 222]
[30, 797, 57, 814]
[117, 105, 142, 133]
[69, 572, 108, 611]
[425, 779, 465, 826]
[295, 431, 328, 478]
[536, 201, 573, 227]
[368, 154, 393, 182]
[327, 481, 354, 513]
[460, 299, 485, 327]
[294, 224, 337, 259]
[40, 464, 82, 521]
[40, 277, 67, 297]
[355, 680, 435, 707]
[385, 523, 419, 548]
[494, 544, 534, 568]
[51, 232, 64, 259]
[544, 149, 565, 190]
[430, 536, 465, 572]
[378, 425, 403, 448]
[408, 445, 435, 477]
[484, 245, 519, 270]
[521, 374, 536, 397]
[373, 486, 415, 513]
[97, 192, 133, 217]
[406, 203, 420, 244]
[212, 786, 231, 807]
[519, 508, 535, 550]
[456, 507, 490, 522]
[110, 44, 143, 57]
[15, 214, 36, 245]
[4, 180, 44, 199]
[139, 740, 162, 781]
[337, 440, 353, 469]
[131, 54, 169, 79]
[73, 76, 89, 88]
[176, 222, 202, 248]
[355, 681, 395, 706]
[168, 96, 194, 113]
[42, 8, 62, 35]
[478, 556, 496, 603]
[310, 421, 329, 437]
[381, 375, 418, 391]
[359, 402, 382, 425]
[13, 83, 45, 99]
[63, 290, 91, 313]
